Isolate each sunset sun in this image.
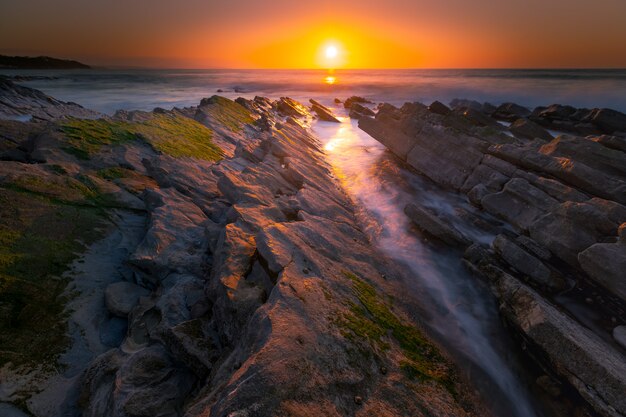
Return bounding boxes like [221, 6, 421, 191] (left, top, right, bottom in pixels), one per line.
[325, 45, 338, 59]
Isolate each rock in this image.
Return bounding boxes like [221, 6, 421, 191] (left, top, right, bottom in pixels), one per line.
[481, 178, 559, 231]
[460, 107, 500, 127]
[0, 78, 100, 121]
[613, 325, 626, 350]
[527, 175, 588, 203]
[104, 281, 150, 317]
[590, 108, 626, 133]
[449, 98, 484, 112]
[276, 97, 309, 118]
[492, 234, 562, 290]
[427, 101, 451, 115]
[467, 184, 491, 206]
[359, 103, 487, 190]
[509, 118, 554, 141]
[404, 203, 470, 246]
[590, 134, 626, 153]
[493, 272, 626, 417]
[535, 104, 577, 120]
[578, 229, 626, 302]
[461, 163, 510, 193]
[529, 199, 626, 267]
[334, 98, 341, 104]
[536, 375, 561, 398]
[348, 102, 375, 120]
[310, 99, 340, 123]
[493, 102, 531, 121]
[539, 134, 626, 180]
[343, 96, 372, 109]
[488, 142, 626, 204]
[515, 235, 551, 261]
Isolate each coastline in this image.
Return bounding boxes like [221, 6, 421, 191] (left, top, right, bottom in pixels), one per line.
[0, 78, 624, 417]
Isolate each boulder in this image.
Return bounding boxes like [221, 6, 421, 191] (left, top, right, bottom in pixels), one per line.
[492, 234, 562, 290]
[590, 108, 626, 134]
[535, 104, 577, 120]
[427, 101, 451, 115]
[509, 118, 554, 141]
[460, 108, 500, 127]
[493, 102, 531, 121]
[449, 98, 483, 112]
[343, 96, 372, 109]
[404, 203, 470, 246]
[105, 281, 150, 317]
[467, 184, 491, 206]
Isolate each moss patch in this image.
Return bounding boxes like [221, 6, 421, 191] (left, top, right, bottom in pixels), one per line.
[339, 271, 455, 392]
[61, 118, 137, 160]
[0, 188, 107, 368]
[199, 96, 255, 133]
[96, 166, 129, 180]
[60, 113, 223, 162]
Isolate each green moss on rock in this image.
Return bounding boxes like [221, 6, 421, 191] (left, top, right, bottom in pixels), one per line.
[0, 188, 107, 368]
[199, 95, 255, 133]
[339, 271, 455, 391]
[60, 113, 223, 162]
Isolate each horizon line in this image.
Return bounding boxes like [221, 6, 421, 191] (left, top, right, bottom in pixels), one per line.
[56, 66, 626, 71]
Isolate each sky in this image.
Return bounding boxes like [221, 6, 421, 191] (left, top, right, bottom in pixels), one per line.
[1, 0, 625, 69]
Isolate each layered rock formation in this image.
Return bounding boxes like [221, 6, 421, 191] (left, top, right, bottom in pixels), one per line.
[360, 99, 626, 417]
[0, 85, 487, 416]
[0, 78, 100, 121]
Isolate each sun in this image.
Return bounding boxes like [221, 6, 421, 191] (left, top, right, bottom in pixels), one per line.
[325, 45, 338, 59]
[317, 41, 345, 69]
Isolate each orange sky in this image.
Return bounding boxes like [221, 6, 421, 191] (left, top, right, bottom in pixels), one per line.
[1, 0, 625, 68]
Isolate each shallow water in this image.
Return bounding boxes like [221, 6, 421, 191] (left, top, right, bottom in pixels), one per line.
[2, 68, 626, 114]
[313, 106, 541, 417]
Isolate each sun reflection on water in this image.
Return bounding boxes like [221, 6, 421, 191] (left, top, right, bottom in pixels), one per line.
[324, 75, 336, 85]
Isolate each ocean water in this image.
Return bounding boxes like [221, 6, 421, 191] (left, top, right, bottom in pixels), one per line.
[2, 68, 626, 114]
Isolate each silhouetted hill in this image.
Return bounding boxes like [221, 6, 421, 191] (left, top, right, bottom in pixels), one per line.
[0, 55, 90, 69]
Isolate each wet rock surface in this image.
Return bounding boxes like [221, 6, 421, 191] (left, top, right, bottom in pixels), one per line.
[361, 98, 626, 417]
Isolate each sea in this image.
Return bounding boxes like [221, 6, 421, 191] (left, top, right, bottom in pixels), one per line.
[2, 68, 626, 114]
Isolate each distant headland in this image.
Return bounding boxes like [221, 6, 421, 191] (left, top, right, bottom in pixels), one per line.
[0, 55, 90, 69]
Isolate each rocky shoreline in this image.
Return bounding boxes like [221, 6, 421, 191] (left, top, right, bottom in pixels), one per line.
[0, 83, 490, 416]
[0, 78, 624, 417]
[359, 98, 626, 417]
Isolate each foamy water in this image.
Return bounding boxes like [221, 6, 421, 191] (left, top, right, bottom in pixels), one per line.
[314, 107, 540, 417]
